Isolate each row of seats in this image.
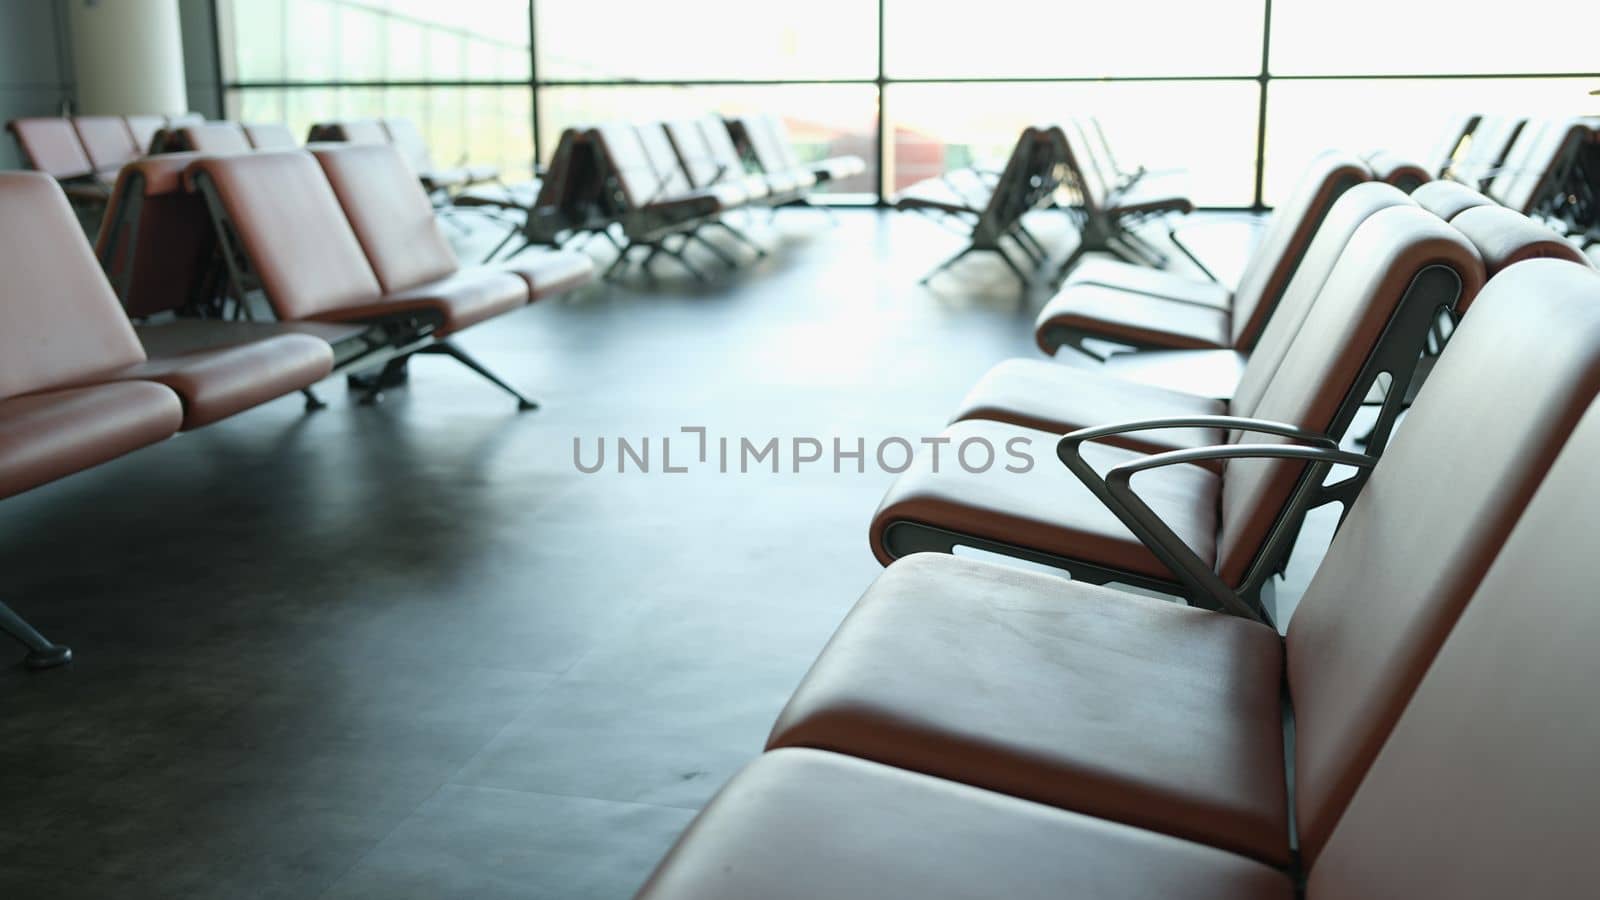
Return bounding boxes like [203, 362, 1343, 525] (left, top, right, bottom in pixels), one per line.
[162, 120, 299, 154]
[893, 118, 1425, 292]
[5, 111, 204, 205]
[0, 142, 596, 668]
[307, 117, 507, 198]
[628, 185, 1600, 897]
[488, 113, 863, 279]
[1424, 113, 1599, 239]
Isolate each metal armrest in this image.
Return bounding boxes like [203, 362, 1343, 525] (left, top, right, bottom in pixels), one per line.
[1060, 415, 1339, 450]
[1056, 423, 1375, 621]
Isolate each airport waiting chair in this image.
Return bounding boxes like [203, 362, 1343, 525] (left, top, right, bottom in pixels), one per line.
[124, 114, 165, 154]
[6, 116, 117, 208]
[632, 260, 1600, 900]
[1444, 115, 1525, 189]
[1048, 119, 1194, 275]
[382, 117, 502, 192]
[1363, 150, 1430, 192]
[727, 113, 863, 194]
[1040, 151, 1372, 364]
[1483, 117, 1597, 218]
[955, 183, 1418, 450]
[72, 115, 144, 177]
[187, 146, 592, 408]
[896, 127, 1067, 287]
[1410, 179, 1497, 221]
[241, 122, 298, 150]
[177, 121, 253, 154]
[871, 206, 1484, 618]
[586, 122, 754, 281]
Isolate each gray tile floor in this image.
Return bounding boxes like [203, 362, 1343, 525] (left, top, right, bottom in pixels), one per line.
[0, 208, 1311, 899]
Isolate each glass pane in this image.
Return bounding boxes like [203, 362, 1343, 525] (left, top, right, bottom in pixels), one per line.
[1261, 78, 1598, 203]
[1270, 0, 1600, 75]
[884, 0, 1264, 78]
[537, 84, 878, 196]
[537, 1, 877, 81]
[225, 86, 536, 180]
[887, 82, 1261, 206]
[221, 0, 529, 83]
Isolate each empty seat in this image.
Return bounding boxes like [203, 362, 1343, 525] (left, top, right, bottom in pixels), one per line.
[726, 115, 819, 197]
[957, 184, 1417, 446]
[1049, 119, 1195, 275]
[635, 260, 1600, 900]
[1410, 179, 1496, 221]
[181, 122, 252, 154]
[242, 122, 298, 150]
[1445, 115, 1525, 188]
[188, 147, 590, 408]
[1364, 150, 1430, 192]
[1045, 151, 1372, 358]
[872, 206, 1483, 615]
[381, 117, 500, 191]
[72, 115, 142, 177]
[1486, 117, 1596, 215]
[9, 167, 335, 431]
[123, 114, 165, 154]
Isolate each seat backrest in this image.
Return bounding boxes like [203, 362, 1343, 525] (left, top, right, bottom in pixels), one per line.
[1450, 204, 1594, 276]
[96, 154, 219, 318]
[310, 143, 459, 294]
[186, 150, 382, 321]
[1230, 150, 1372, 351]
[1214, 206, 1484, 588]
[974, 127, 1046, 235]
[72, 116, 141, 172]
[1429, 112, 1480, 175]
[0, 172, 147, 399]
[1410, 179, 1494, 221]
[1231, 182, 1417, 419]
[1363, 150, 1429, 193]
[181, 122, 252, 155]
[731, 115, 788, 175]
[634, 122, 695, 199]
[1288, 259, 1600, 870]
[6, 117, 94, 180]
[123, 115, 165, 154]
[311, 119, 390, 146]
[243, 122, 298, 150]
[699, 115, 748, 174]
[1307, 368, 1600, 898]
[589, 123, 663, 210]
[1050, 122, 1108, 212]
[381, 117, 436, 172]
[1065, 117, 1118, 201]
[164, 112, 205, 128]
[1447, 115, 1524, 187]
[1487, 118, 1594, 214]
[760, 114, 806, 169]
[664, 119, 722, 189]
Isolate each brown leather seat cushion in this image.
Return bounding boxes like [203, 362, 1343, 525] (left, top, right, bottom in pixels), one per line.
[116, 331, 334, 430]
[636, 748, 1293, 900]
[72, 116, 141, 173]
[0, 382, 182, 499]
[498, 251, 596, 301]
[869, 419, 1219, 578]
[9, 118, 95, 179]
[1449, 205, 1594, 276]
[770, 553, 1290, 863]
[952, 358, 1226, 454]
[1063, 257, 1233, 309]
[310, 267, 529, 336]
[1036, 284, 1233, 352]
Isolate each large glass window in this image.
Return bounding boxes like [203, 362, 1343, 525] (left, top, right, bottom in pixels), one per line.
[218, 0, 1600, 207]
[536, 0, 876, 82]
[883, 0, 1263, 79]
[220, 0, 533, 177]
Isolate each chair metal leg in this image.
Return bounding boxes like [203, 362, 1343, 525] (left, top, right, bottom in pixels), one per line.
[710, 220, 768, 258]
[1, 599, 71, 670]
[919, 245, 975, 285]
[301, 387, 327, 412]
[658, 241, 711, 283]
[688, 230, 739, 270]
[420, 341, 538, 411]
[994, 244, 1033, 288]
[352, 356, 410, 405]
